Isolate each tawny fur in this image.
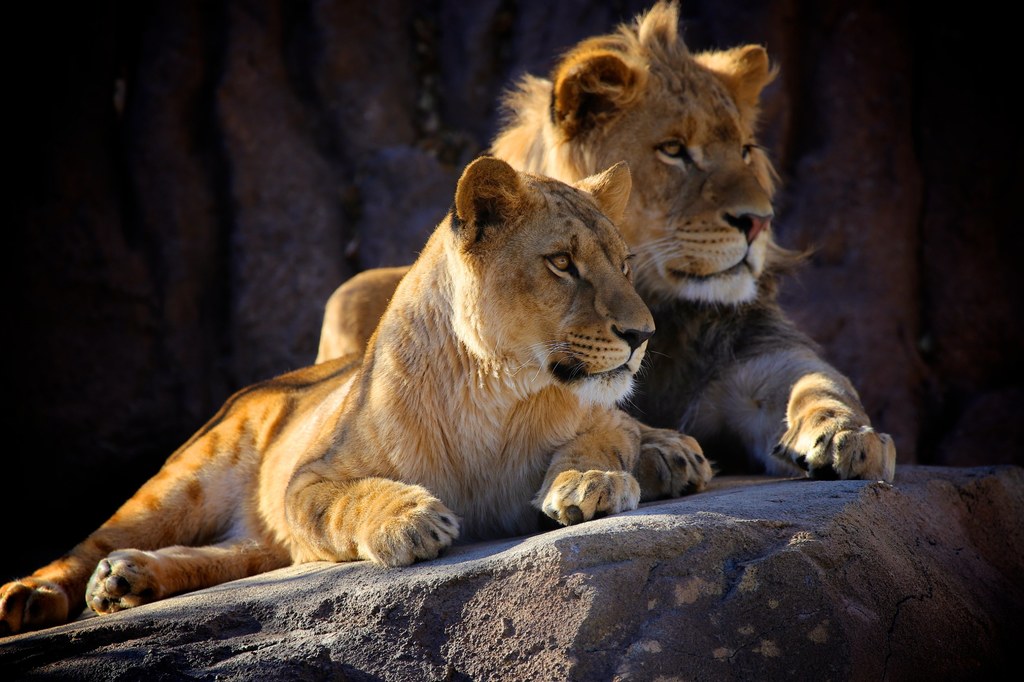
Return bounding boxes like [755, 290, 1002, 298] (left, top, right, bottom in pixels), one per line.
[0, 158, 718, 636]
[316, 1, 896, 484]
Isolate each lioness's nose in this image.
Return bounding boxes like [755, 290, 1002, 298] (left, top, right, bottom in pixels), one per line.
[724, 212, 772, 244]
[613, 325, 654, 351]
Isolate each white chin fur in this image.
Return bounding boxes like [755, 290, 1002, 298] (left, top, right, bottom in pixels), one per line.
[675, 272, 757, 304]
[573, 373, 635, 407]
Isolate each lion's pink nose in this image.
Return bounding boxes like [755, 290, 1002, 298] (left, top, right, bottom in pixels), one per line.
[724, 212, 772, 244]
[745, 214, 771, 243]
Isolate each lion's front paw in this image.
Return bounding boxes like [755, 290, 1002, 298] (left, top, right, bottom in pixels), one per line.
[0, 578, 70, 635]
[540, 469, 640, 526]
[86, 550, 163, 615]
[358, 490, 460, 568]
[775, 422, 896, 483]
[634, 428, 714, 501]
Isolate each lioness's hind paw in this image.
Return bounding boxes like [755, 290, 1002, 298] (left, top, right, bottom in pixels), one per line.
[86, 551, 161, 614]
[0, 578, 69, 635]
[635, 428, 713, 501]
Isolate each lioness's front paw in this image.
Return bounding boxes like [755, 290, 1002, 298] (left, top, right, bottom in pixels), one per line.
[0, 578, 69, 635]
[775, 423, 896, 482]
[634, 428, 714, 501]
[86, 550, 162, 614]
[540, 470, 640, 526]
[358, 490, 460, 568]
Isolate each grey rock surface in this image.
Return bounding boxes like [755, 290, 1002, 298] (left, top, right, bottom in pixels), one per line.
[3, 465, 1021, 681]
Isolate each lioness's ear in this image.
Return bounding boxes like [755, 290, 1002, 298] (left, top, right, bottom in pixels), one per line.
[575, 161, 632, 225]
[551, 46, 646, 140]
[696, 45, 777, 129]
[453, 156, 523, 246]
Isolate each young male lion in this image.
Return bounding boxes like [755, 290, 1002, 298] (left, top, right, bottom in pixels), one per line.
[1, 157, 712, 636]
[316, 1, 896, 483]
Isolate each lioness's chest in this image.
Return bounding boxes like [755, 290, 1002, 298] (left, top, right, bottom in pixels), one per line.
[406, 394, 583, 539]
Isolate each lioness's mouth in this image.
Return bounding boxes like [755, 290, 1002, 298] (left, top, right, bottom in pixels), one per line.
[549, 359, 631, 383]
[549, 358, 586, 383]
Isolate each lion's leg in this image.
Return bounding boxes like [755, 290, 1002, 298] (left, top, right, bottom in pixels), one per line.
[285, 467, 460, 568]
[535, 407, 643, 526]
[633, 422, 715, 501]
[85, 539, 289, 614]
[690, 350, 896, 482]
[316, 266, 409, 363]
[775, 372, 896, 482]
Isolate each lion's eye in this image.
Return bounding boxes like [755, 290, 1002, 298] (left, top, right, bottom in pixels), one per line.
[546, 253, 577, 277]
[742, 143, 762, 165]
[621, 261, 631, 277]
[656, 140, 694, 168]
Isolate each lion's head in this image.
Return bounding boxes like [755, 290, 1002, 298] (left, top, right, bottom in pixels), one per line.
[491, 1, 793, 306]
[445, 156, 653, 406]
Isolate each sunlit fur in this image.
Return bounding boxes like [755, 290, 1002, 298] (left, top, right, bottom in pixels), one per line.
[0, 159, 668, 636]
[314, 1, 895, 484]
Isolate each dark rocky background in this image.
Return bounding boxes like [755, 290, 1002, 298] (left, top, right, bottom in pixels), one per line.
[6, 0, 1021, 582]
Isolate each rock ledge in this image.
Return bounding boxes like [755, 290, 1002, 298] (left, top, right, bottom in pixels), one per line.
[2, 465, 1021, 681]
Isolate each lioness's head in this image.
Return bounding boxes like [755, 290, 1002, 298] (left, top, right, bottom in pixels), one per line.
[492, 1, 792, 305]
[446, 156, 653, 406]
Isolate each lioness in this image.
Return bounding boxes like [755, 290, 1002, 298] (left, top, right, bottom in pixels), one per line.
[317, 1, 896, 483]
[1, 157, 696, 635]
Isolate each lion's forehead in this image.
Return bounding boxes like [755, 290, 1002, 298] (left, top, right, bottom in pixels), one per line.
[643, 68, 749, 146]
[648, 97, 743, 150]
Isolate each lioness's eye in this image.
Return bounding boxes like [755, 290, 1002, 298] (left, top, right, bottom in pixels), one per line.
[621, 261, 631, 277]
[547, 254, 573, 273]
[656, 139, 693, 165]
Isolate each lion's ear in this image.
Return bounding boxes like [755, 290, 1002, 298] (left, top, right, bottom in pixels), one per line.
[696, 45, 777, 129]
[575, 161, 632, 225]
[551, 47, 646, 140]
[453, 156, 523, 246]
[636, 1, 682, 50]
